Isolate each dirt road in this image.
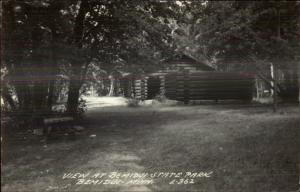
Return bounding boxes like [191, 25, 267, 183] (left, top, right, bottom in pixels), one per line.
[2, 103, 299, 192]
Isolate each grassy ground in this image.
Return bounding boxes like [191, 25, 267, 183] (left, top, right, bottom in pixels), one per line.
[1, 101, 299, 192]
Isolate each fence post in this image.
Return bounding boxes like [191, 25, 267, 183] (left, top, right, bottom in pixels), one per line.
[183, 69, 190, 104]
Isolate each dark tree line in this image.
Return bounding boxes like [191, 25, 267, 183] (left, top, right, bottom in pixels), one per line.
[2, 0, 178, 119]
[172, 1, 300, 104]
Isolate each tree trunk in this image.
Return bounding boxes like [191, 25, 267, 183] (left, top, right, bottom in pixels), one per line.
[298, 59, 300, 103]
[66, 0, 89, 115]
[272, 8, 280, 112]
[3, 1, 31, 113]
[47, 80, 55, 110]
[14, 81, 32, 112]
[67, 77, 81, 115]
[47, 40, 59, 111]
[30, 7, 49, 113]
[108, 78, 115, 96]
[47, 4, 60, 111]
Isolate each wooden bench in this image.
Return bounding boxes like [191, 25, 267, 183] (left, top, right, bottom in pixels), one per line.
[43, 116, 75, 138]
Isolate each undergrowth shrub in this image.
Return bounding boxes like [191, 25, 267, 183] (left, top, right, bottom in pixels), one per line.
[126, 98, 139, 107]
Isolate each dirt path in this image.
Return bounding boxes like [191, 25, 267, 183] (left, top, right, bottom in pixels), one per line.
[2, 104, 299, 192]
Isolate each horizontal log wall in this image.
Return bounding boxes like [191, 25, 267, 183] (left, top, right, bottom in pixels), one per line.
[121, 71, 254, 102]
[164, 71, 254, 102]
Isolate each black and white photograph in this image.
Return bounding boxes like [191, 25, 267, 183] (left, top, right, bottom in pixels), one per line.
[1, 0, 300, 191]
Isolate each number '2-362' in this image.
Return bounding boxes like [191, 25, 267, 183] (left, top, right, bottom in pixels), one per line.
[169, 179, 195, 185]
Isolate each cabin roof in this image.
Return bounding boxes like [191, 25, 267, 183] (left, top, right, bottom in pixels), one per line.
[162, 54, 215, 71]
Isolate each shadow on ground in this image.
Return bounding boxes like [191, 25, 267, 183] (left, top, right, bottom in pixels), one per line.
[1, 104, 299, 192]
